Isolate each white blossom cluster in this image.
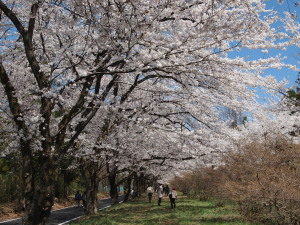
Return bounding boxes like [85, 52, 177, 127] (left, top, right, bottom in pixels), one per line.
[0, 0, 299, 180]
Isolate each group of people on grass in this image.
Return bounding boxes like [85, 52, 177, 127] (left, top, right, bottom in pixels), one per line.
[146, 184, 178, 208]
[75, 184, 178, 210]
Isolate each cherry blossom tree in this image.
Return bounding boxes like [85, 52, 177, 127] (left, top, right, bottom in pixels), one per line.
[280, 76, 300, 136]
[0, 0, 298, 224]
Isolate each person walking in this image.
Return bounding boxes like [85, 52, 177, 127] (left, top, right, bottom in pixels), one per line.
[157, 184, 163, 206]
[169, 188, 178, 209]
[74, 191, 82, 207]
[147, 185, 154, 203]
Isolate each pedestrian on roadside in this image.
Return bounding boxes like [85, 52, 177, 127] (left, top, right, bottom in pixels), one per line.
[157, 184, 163, 206]
[74, 191, 82, 207]
[169, 188, 177, 209]
[147, 185, 154, 203]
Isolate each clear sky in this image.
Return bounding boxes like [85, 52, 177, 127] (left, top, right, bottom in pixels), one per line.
[264, 0, 299, 88]
[229, 0, 299, 90]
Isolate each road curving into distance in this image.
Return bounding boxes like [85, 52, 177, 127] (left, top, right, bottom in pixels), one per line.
[0, 195, 124, 225]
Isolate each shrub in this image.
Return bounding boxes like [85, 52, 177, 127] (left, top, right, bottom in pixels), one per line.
[170, 165, 225, 201]
[223, 137, 300, 224]
[170, 136, 300, 225]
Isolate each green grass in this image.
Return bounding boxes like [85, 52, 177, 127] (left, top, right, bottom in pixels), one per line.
[71, 197, 261, 225]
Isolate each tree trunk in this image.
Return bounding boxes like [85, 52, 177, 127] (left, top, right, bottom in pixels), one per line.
[85, 189, 98, 214]
[108, 172, 119, 205]
[132, 173, 147, 198]
[22, 154, 57, 225]
[85, 170, 99, 214]
[123, 175, 132, 202]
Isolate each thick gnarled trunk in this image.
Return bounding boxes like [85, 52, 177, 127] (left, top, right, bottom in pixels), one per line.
[85, 189, 99, 215]
[1, 63, 56, 225]
[123, 175, 132, 203]
[84, 171, 99, 214]
[132, 172, 147, 198]
[81, 159, 105, 215]
[22, 154, 58, 225]
[108, 172, 119, 205]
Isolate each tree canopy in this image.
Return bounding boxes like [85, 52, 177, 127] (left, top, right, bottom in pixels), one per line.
[0, 0, 299, 224]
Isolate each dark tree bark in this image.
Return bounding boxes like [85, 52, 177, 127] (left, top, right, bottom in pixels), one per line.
[123, 175, 133, 202]
[108, 172, 119, 205]
[132, 172, 147, 198]
[81, 160, 105, 215]
[85, 180, 99, 215]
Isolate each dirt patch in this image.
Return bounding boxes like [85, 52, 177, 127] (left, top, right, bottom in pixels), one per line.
[0, 202, 24, 222]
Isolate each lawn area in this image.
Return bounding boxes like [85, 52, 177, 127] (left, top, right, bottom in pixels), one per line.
[71, 196, 261, 225]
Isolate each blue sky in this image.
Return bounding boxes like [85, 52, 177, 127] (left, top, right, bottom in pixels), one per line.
[264, 0, 299, 88]
[229, 0, 299, 90]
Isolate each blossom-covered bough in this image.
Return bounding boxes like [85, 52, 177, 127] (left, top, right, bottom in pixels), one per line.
[0, 0, 298, 224]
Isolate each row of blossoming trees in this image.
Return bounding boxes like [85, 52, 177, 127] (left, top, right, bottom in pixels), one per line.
[0, 0, 299, 224]
[170, 127, 300, 224]
[170, 82, 300, 224]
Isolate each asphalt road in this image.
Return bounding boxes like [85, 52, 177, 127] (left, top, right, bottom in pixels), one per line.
[0, 196, 124, 225]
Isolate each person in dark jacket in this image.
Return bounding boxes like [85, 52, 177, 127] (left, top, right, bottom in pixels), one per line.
[74, 191, 82, 207]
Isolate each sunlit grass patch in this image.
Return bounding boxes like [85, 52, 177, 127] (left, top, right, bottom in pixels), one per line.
[71, 196, 261, 225]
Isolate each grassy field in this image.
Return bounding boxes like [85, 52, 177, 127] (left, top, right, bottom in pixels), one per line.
[71, 196, 261, 225]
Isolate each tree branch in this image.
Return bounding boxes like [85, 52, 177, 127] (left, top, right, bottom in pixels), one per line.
[0, 63, 29, 143]
[0, 0, 26, 35]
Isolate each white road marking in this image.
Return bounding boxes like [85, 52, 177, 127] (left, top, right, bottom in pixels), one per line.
[0, 197, 122, 224]
[0, 218, 21, 224]
[57, 199, 116, 225]
[57, 216, 82, 225]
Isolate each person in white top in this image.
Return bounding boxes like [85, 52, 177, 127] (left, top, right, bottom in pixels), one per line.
[169, 188, 178, 209]
[157, 184, 163, 206]
[147, 185, 154, 203]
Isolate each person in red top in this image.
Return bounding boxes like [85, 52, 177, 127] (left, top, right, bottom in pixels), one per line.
[169, 188, 178, 209]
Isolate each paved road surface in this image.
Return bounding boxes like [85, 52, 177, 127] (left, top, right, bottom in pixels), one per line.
[0, 196, 124, 225]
